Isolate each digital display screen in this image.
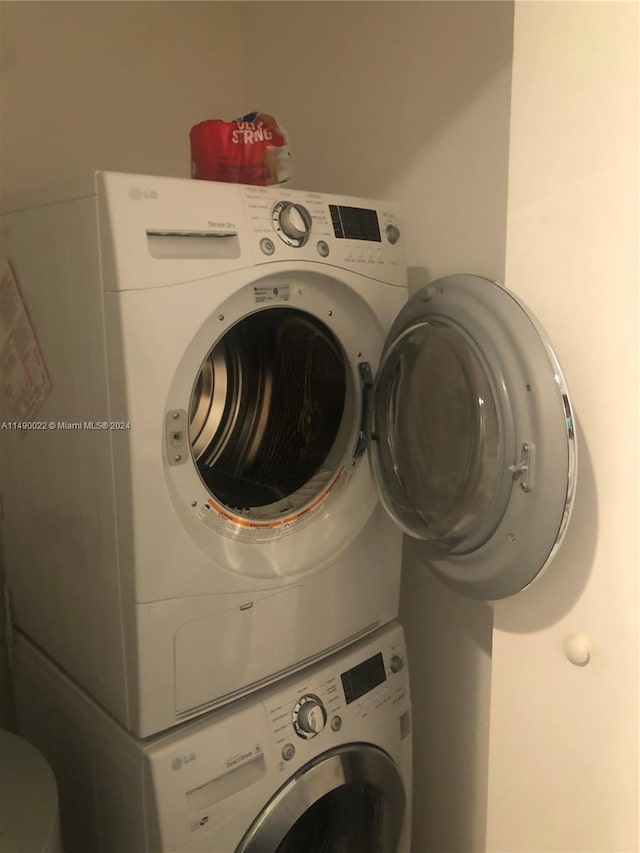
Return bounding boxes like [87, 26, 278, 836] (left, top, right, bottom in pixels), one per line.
[329, 205, 381, 242]
[341, 653, 386, 704]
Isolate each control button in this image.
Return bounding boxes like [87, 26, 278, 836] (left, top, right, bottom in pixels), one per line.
[385, 224, 401, 244]
[260, 238, 275, 255]
[317, 240, 330, 257]
[293, 694, 327, 739]
[330, 715, 342, 732]
[390, 654, 404, 673]
[281, 743, 296, 761]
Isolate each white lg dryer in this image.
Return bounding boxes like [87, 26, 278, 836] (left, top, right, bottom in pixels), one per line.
[0, 173, 576, 737]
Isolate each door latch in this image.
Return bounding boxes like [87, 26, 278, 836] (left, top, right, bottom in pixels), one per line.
[353, 362, 373, 458]
[509, 442, 535, 492]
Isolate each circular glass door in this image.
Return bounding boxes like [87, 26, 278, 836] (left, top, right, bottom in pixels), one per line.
[370, 274, 577, 600]
[236, 745, 405, 853]
[371, 319, 512, 555]
[274, 784, 383, 852]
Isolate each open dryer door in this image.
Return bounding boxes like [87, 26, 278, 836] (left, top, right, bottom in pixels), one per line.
[368, 274, 577, 600]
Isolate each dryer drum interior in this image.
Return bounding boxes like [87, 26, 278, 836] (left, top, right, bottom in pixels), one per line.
[189, 307, 348, 516]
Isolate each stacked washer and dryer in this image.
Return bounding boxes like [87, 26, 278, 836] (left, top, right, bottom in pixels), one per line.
[0, 173, 576, 852]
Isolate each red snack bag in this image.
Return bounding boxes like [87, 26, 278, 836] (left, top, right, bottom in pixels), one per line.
[190, 112, 292, 186]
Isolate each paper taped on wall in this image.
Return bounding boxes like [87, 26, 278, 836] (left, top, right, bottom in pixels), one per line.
[0, 258, 51, 420]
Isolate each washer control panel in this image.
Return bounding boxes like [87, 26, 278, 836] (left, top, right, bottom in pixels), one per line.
[264, 623, 409, 768]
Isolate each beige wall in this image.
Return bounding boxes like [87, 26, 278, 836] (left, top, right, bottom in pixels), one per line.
[0, 1, 246, 198]
[487, 3, 639, 851]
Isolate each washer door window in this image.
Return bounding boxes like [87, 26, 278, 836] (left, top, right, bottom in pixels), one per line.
[236, 745, 405, 853]
[189, 307, 348, 519]
[369, 274, 577, 600]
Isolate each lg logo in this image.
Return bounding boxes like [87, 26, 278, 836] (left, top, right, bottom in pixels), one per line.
[129, 187, 158, 200]
[171, 751, 196, 771]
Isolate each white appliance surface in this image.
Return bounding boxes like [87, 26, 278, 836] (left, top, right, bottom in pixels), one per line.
[0, 174, 406, 736]
[13, 622, 412, 853]
[0, 173, 576, 738]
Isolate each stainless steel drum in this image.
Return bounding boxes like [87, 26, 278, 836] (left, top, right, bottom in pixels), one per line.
[189, 307, 347, 514]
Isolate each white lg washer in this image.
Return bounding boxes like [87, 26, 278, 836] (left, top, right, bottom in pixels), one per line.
[13, 621, 412, 853]
[0, 173, 576, 738]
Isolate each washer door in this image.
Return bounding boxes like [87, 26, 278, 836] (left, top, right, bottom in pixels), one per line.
[369, 274, 577, 600]
[236, 745, 405, 853]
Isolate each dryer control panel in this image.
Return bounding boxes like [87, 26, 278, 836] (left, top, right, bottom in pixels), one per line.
[94, 172, 405, 291]
[240, 184, 405, 286]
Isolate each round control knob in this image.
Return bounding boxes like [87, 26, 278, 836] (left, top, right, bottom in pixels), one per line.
[272, 201, 312, 247]
[385, 223, 401, 244]
[390, 654, 404, 673]
[293, 694, 327, 739]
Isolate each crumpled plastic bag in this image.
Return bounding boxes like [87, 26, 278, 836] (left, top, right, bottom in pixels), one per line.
[190, 111, 292, 186]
